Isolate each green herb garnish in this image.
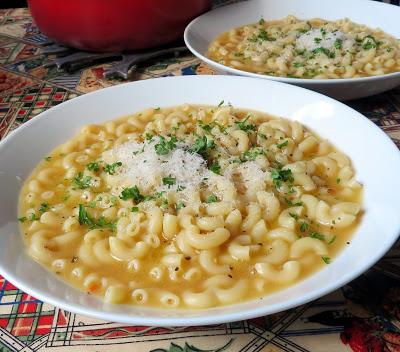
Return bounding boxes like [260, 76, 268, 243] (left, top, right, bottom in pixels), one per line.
[120, 185, 144, 203]
[162, 176, 176, 186]
[271, 167, 294, 188]
[176, 202, 185, 210]
[190, 135, 215, 158]
[328, 235, 337, 245]
[322, 256, 331, 264]
[104, 161, 122, 175]
[277, 140, 289, 149]
[242, 148, 264, 161]
[235, 115, 256, 132]
[87, 161, 100, 172]
[334, 38, 343, 50]
[73, 172, 92, 189]
[300, 221, 309, 233]
[310, 232, 325, 241]
[362, 35, 377, 50]
[28, 213, 39, 221]
[155, 136, 177, 156]
[205, 194, 218, 203]
[210, 162, 221, 175]
[18, 216, 27, 223]
[289, 212, 299, 220]
[39, 202, 49, 213]
[78, 204, 116, 232]
[131, 206, 139, 212]
[285, 198, 303, 207]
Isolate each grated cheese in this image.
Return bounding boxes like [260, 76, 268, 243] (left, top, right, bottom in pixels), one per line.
[296, 28, 354, 52]
[102, 138, 210, 197]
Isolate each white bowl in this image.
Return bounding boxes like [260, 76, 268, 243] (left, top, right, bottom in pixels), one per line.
[0, 75, 399, 326]
[184, 0, 400, 100]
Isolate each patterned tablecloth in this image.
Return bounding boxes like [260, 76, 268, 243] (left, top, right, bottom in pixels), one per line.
[1, 4, 400, 352]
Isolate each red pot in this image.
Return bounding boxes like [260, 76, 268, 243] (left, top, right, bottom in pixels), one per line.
[27, 0, 212, 52]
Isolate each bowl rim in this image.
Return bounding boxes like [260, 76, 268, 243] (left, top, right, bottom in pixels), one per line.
[184, 0, 400, 84]
[1, 75, 400, 326]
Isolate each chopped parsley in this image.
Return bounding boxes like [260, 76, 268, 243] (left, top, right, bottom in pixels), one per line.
[39, 202, 49, 213]
[250, 28, 276, 42]
[103, 161, 122, 175]
[44, 156, 52, 162]
[210, 162, 221, 175]
[162, 176, 176, 186]
[205, 194, 218, 203]
[300, 221, 309, 233]
[258, 17, 265, 25]
[131, 206, 139, 212]
[120, 185, 144, 203]
[190, 135, 215, 158]
[362, 35, 377, 50]
[285, 198, 303, 207]
[143, 191, 165, 202]
[328, 235, 337, 245]
[235, 115, 256, 132]
[18, 216, 27, 223]
[28, 213, 39, 221]
[336, 178, 341, 184]
[334, 38, 343, 50]
[72, 172, 92, 189]
[271, 167, 294, 188]
[217, 100, 224, 107]
[78, 204, 116, 232]
[87, 161, 100, 172]
[314, 37, 322, 44]
[242, 148, 264, 161]
[310, 232, 325, 241]
[145, 132, 154, 141]
[155, 136, 177, 155]
[293, 62, 304, 68]
[176, 202, 185, 210]
[198, 120, 213, 133]
[312, 47, 335, 58]
[289, 212, 299, 220]
[87, 200, 97, 208]
[322, 256, 331, 264]
[277, 140, 289, 149]
[160, 198, 169, 211]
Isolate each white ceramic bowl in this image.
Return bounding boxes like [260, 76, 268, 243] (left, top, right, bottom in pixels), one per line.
[0, 75, 399, 326]
[184, 0, 400, 100]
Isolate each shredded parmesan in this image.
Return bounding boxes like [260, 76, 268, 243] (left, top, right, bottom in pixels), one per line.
[296, 29, 354, 52]
[102, 138, 210, 196]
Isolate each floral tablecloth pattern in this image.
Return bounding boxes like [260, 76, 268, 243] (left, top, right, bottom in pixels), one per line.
[1, 4, 400, 352]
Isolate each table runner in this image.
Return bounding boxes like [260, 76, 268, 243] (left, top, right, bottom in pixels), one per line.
[0, 4, 400, 352]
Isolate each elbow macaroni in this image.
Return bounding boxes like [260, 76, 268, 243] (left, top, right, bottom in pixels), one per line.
[19, 104, 362, 308]
[208, 16, 400, 79]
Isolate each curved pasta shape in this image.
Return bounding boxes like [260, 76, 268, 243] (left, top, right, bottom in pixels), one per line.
[290, 237, 328, 258]
[184, 228, 230, 250]
[109, 237, 151, 260]
[215, 279, 249, 304]
[182, 289, 217, 308]
[93, 238, 119, 264]
[255, 261, 301, 283]
[256, 239, 289, 265]
[278, 206, 303, 230]
[199, 250, 230, 274]
[257, 191, 280, 222]
[315, 200, 357, 228]
[267, 227, 298, 243]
